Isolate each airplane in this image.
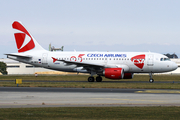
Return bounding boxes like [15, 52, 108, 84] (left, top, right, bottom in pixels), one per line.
[6, 21, 178, 83]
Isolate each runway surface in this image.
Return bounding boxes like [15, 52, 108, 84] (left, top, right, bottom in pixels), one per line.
[0, 87, 180, 108]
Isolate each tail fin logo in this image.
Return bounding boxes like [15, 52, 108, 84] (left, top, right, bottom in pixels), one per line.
[12, 21, 35, 52]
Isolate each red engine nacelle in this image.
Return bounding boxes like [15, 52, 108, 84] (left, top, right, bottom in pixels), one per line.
[104, 68, 124, 79]
[123, 73, 134, 79]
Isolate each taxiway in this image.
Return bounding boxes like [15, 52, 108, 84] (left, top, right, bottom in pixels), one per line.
[0, 87, 180, 108]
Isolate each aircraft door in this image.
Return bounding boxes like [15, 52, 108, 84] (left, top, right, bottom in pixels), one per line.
[42, 53, 48, 65]
[147, 54, 154, 71]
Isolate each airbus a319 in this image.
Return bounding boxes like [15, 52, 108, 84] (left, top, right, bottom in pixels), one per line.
[6, 21, 178, 83]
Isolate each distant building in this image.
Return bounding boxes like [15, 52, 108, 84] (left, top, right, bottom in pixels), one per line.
[49, 44, 64, 52]
[164, 53, 178, 58]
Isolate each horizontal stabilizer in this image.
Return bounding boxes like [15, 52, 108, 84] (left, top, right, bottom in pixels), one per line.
[5, 53, 32, 58]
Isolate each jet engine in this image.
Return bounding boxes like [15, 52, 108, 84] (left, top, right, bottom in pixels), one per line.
[103, 68, 124, 79]
[123, 73, 134, 79]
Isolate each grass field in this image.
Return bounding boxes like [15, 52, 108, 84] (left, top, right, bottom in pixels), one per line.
[0, 75, 180, 89]
[0, 107, 180, 120]
[1, 74, 180, 81]
[1, 75, 180, 119]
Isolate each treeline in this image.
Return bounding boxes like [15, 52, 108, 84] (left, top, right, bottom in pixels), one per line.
[164, 53, 178, 58]
[0, 62, 8, 75]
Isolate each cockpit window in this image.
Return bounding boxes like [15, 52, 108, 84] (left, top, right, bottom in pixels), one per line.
[160, 58, 170, 61]
[164, 58, 170, 61]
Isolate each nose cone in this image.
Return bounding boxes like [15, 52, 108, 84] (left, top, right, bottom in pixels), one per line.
[171, 62, 178, 70]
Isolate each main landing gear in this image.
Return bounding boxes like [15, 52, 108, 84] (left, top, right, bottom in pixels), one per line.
[88, 76, 94, 82]
[88, 76, 102, 82]
[149, 72, 154, 83]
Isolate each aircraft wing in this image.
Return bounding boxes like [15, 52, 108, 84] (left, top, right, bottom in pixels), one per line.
[58, 60, 104, 68]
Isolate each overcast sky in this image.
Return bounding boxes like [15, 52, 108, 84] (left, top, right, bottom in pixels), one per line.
[1, 0, 180, 58]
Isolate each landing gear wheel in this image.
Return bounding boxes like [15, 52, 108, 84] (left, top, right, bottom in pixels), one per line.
[149, 72, 154, 83]
[88, 77, 94, 82]
[149, 79, 154, 83]
[96, 76, 102, 82]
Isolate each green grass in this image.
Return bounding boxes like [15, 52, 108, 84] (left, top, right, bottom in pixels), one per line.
[1, 81, 180, 89]
[1, 74, 180, 81]
[0, 75, 180, 89]
[0, 107, 180, 120]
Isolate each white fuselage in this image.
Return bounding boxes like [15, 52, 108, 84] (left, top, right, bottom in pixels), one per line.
[8, 50, 178, 74]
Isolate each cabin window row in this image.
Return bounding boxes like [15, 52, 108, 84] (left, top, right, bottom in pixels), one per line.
[59, 58, 145, 61]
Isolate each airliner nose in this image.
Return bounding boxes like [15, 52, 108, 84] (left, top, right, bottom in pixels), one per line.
[171, 62, 178, 70]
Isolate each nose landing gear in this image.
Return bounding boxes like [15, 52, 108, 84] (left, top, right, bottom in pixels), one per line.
[149, 72, 154, 83]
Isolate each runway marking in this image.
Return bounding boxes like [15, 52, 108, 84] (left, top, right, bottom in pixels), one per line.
[91, 98, 164, 103]
[136, 90, 180, 94]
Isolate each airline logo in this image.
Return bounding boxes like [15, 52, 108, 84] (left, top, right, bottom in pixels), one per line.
[70, 54, 85, 62]
[131, 54, 145, 69]
[87, 53, 126, 57]
[12, 21, 35, 53]
[52, 54, 85, 63]
[52, 57, 58, 63]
